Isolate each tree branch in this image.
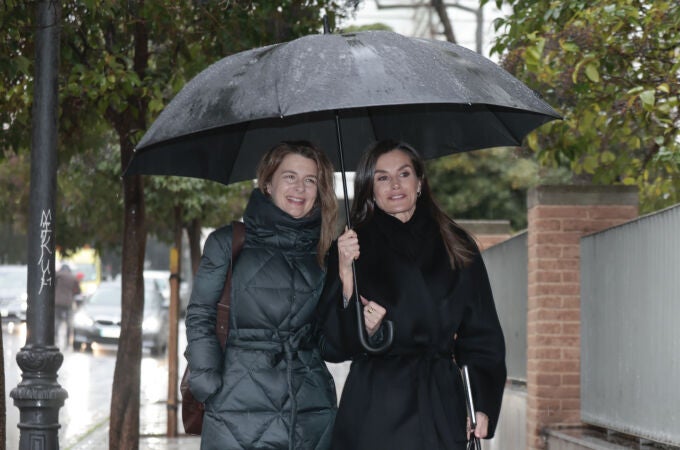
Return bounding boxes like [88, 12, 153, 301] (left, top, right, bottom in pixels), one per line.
[431, 0, 456, 43]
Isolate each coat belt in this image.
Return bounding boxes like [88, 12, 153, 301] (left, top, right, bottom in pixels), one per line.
[227, 324, 315, 450]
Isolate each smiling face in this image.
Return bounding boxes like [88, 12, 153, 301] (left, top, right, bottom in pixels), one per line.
[372, 149, 422, 223]
[266, 153, 319, 218]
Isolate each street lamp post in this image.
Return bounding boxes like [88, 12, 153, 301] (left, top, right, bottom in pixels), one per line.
[10, 2, 67, 449]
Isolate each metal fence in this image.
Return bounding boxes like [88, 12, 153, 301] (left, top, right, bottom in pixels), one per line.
[482, 231, 527, 382]
[480, 232, 528, 450]
[581, 204, 680, 447]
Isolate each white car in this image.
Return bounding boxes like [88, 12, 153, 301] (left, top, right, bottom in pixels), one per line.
[143, 270, 190, 315]
[0, 265, 28, 323]
[73, 280, 169, 355]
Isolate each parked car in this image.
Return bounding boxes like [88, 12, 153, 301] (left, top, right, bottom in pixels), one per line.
[72, 280, 168, 355]
[144, 270, 190, 315]
[0, 265, 28, 323]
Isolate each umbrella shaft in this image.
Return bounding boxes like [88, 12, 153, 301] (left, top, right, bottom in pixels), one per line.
[333, 112, 357, 300]
[334, 112, 353, 226]
[334, 111, 394, 355]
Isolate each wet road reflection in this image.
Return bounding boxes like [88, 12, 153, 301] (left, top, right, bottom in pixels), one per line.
[4, 320, 350, 448]
[3, 321, 186, 449]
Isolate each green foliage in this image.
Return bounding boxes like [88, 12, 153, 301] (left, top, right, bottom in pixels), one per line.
[55, 128, 123, 251]
[488, 0, 680, 213]
[426, 147, 571, 231]
[144, 177, 253, 244]
[0, 150, 30, 228]
[0, 1, 34, 157]
[0, 0, 350, 251]
[340, 23, 394, 33]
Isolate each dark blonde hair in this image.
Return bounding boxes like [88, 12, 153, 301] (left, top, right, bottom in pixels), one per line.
[256, 141, 337, 266]
[351, 139, 476, 269]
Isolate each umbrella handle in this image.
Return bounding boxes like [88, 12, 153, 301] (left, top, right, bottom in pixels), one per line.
[354, 285, 395, 354]
[350, 258, 394, 354]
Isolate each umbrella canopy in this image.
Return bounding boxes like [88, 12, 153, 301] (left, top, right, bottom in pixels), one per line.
[125, 30, 560, 184]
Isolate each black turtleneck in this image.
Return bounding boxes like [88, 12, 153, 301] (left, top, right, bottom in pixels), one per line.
[369, 198, 440, 262]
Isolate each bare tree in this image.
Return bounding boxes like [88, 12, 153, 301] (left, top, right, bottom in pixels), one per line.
[431, 0, 456, 43]
[375, 0, 484, 51]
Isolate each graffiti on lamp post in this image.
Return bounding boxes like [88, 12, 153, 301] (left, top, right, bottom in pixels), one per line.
[39, 209, 53, 294]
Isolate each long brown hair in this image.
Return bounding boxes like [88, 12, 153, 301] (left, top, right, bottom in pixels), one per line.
[351, 139, 475, 269]
[256, 141, 337, 266]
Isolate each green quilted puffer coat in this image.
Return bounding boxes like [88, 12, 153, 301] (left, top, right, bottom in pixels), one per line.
[185, 189, 337, 450]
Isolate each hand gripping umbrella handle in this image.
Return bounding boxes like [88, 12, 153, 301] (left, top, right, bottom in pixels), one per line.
[334, 111, 394, 354]
[350, 261, 394, 355]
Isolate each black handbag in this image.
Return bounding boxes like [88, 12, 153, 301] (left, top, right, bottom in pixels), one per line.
[180, 221, 245, 435]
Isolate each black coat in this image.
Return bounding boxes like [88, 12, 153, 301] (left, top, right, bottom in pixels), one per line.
[317, 203, 506, 450]
[186, 189, 337, 450]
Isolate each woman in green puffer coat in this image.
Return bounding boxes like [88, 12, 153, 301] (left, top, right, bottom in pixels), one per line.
[185, 141, 339, 450]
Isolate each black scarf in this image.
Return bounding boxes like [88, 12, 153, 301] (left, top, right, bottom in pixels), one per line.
[370, 198, 440, 262]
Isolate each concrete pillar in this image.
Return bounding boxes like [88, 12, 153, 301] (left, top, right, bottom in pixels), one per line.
[525, 185, 638, 449]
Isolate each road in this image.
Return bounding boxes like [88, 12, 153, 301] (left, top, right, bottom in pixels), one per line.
[3, 320, 189, 449]
[3, 320, 351, 449]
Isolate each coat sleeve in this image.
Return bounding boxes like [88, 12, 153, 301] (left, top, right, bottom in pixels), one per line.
[454, 253, 507, 439]
[315, 241, 364, 362]
[184, 225, 232, 403]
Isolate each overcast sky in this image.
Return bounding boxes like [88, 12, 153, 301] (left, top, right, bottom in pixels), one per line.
[339, 0, 510, 59]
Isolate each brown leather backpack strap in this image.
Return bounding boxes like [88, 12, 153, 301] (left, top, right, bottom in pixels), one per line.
[231, 221, 246, 258]
[215, 221, 246, 350]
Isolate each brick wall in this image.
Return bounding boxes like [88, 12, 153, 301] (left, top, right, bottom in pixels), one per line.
[525, 185, 638, 449]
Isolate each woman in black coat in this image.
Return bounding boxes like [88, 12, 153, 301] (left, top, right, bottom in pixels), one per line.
[186, 141, 339, 450]
[317, 139, 507, 450]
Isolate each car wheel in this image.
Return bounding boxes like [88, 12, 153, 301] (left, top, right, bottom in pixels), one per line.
[72, 341, 82, 351]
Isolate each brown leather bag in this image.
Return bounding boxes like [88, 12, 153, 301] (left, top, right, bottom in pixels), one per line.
[180, 221, 245, 435]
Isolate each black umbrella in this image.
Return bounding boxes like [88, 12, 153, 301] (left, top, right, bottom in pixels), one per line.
[125, 28, 560, 353]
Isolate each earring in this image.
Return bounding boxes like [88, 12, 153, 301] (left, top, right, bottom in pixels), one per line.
[417, 190, 422, 197]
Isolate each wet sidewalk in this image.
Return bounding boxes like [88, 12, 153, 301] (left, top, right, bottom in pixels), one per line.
[69, 400, 201, 450]
[66, 361, 351, 449]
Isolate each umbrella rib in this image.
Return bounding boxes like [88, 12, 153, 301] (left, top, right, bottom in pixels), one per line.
[366, 107, 380, 145]
[273, 45, 285, 117]
[487, 106, 524, 146]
